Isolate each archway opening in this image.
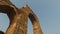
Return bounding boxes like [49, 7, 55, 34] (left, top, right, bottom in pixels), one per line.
[0, 13, 10, 32]
[27, 18, 33, 34]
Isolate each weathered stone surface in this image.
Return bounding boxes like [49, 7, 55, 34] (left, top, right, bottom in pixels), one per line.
[0, 0, 43, 34]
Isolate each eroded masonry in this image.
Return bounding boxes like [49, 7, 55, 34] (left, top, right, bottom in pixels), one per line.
[0, 0, 43, 34]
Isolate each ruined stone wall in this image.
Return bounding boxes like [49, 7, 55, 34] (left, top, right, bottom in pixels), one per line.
[0, 0, 43, 34]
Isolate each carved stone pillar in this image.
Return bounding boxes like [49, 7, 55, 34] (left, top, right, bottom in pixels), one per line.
[0, 0, 43, 34]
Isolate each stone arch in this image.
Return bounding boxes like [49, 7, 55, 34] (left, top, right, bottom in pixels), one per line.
[0, 5, 16, 24]
[18, 5, 43, 34]
[0, 0, 43, 34]
[0, 5, 18, 34]
[29, 13, 43, 34]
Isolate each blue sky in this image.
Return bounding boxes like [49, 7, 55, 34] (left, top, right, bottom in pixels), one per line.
[0, 0, 60, 34]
